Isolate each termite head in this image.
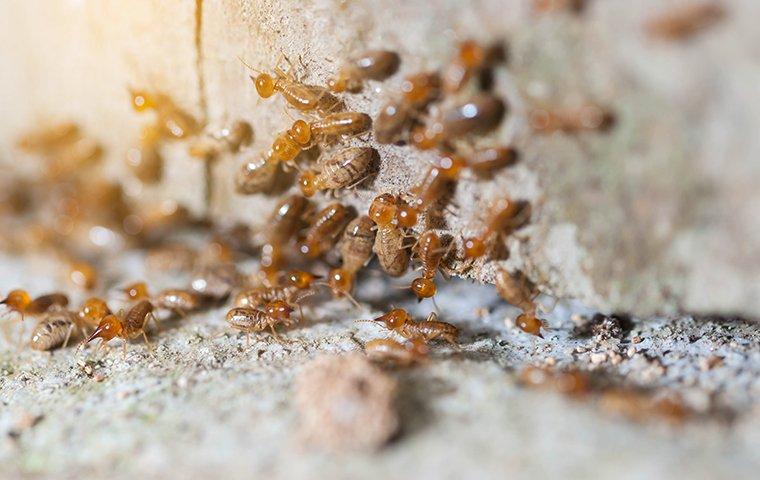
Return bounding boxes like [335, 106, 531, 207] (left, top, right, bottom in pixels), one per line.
[79, 297, 111, 323]
[298, 170, 318, 197]
[298, 240, 322, 259]
[288, 119, 311, 146]
[123, 282, 150, 301]
[411, 277, 437, 300]
[396, 201, 418, 228]
[410, 122, 443, 150]
[438, 153, 468, 179]
[86, 314, 123, 343]
[264, 300, 294, 320]
[458, 40, 486, 68]
[327, 72, 349, 93]
[368, 193, 397, 226]
[463, 237, 487, 259]
[516, 312, 544, 338]
[251, 73, 276, 98]
[327, 268, 354, 296]
[272, 133, 301, 162]
[129, 89, 156, 113]
[374, 308, 411, 329]
[283, 270, 321, 289]
[1, 289, 32, 311]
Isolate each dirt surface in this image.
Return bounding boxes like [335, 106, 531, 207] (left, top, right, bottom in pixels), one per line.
[0, 251, 758, 479]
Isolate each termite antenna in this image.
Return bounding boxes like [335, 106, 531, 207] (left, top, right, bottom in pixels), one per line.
[238, 56, 263, 74]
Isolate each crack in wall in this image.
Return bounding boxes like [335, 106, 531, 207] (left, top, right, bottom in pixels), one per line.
[194, 0, 213, 210]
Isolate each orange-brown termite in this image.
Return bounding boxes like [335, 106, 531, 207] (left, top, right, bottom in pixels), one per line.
[258, 195, 312, 280]
[271, 113, 372, 164]
[410, 93, 506, 150]
[410, 231, 451, 300]
[327, 216, 376, 303]
[645, 2, 725, 41]
[442, 40, 506, 94]
[328, 50, 401, 93]
[126, 125, 164, 183]
[299, 202, 354, 259]
[225, 300, 298, 344]
[190, 263, 243, 300]
[130, 89, 201, 139]
[374, 71, 442, 144]
[123, 281, 199, 317]
[298, 147, 375, 197]
[365, 309, 460, 347]
[364, 338, 429, 367]
[518, 366, 591, 397]
[235, 150, 280, 195]
[372, 223, 412, 277]
[68, 260, 98, 290]
[467, 146, 519, 177]
[29, 310, 80, 351]
[82, 300, 159, 357]
[463, 198, 529, 258]
[244, 57, 342, 115]
[189, 120, 253, 160]
[529, 104, 614, 134]
[495, 268, 539, 313]
[405, 153, 467, 216]
[1, 290, 69, 322]
[16, 122, 80, 153]
[532, 0, 588, 15]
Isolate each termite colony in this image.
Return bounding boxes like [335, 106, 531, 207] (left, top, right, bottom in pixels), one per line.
[0, 35, 622, 365]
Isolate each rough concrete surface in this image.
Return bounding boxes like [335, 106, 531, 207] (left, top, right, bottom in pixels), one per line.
[0, 251, 758, 479]
[2, 1, 759, 317]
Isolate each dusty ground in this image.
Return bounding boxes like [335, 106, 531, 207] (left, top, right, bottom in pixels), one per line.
[0, 251, 758, 480]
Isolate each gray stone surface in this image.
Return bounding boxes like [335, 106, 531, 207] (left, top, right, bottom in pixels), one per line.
[0, 251, 758, 479]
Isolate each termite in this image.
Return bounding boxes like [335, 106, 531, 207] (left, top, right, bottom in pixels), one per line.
[373, 71, 442, 144]
[529, 104, 614, 134]
[411, 93, 506, 150]
[406, 153, 467, 216]
[16, 122, 80, 153]
[259, 195, 312, 280]
[518, 366, 591, 397]
[298, 147, 375, 197]
[244, 57, 342, 115]
[1, 290, 69, 322]
[442, 40, 506, 94]
[29, 310, 80, 351]
[123, 281, 200, 317]
[328, 50, 401, 93]
[327, 216, 376, 302]
[495, 268, 539, 313]
[467, 146, 519, 177]
[299, 202, 354, 259]
[126, 125, 164, 183]
[68, 261, 98, 290]
[372, 223, 412, 277]
[463, 198, 529, 258]
[365, 309, 460, 347]
[272, 114, 372, 164]
[82, 300, 159, 357]
[532, 0, 588, 15]
[129, 89, 201, 139]
[189, 120, 253, 160]
[410, 231, 450, 300]
[235, 150, 280, 195]
[225, 300, 297, 344]
[645, 2, 725, 41]
[365, 338, 429, 367]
